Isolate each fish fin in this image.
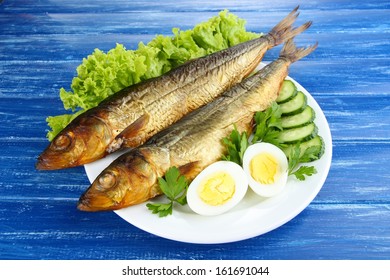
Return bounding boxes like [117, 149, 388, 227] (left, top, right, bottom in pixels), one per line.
[178, 161, 203, 181]
[280, 39, 318, 63]
[268, 6, 312, 46]
[117, 113, 150, 148]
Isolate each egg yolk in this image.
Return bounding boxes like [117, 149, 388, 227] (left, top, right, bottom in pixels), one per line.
[250, 153, 279, 184]
[198, 172, 235, 206]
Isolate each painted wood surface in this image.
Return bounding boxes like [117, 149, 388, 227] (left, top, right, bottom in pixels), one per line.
[0, 0, 389, 259]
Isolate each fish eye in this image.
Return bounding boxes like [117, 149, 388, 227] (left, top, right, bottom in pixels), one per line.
[51, 133, 73, 151]
[98, 171, 117, 190]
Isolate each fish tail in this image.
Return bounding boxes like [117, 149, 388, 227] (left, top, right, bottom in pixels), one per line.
[280, 39, 318, 63]
[268, 6, 313, 46]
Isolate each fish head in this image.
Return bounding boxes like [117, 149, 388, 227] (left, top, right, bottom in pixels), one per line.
[77, 166, 130, 211]
[36, 115, 113, 170]
[77, 148, 167, 211]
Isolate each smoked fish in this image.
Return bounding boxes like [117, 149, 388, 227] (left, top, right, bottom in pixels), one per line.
[37, 7, 309, 170]
[78, 39, 318, 211]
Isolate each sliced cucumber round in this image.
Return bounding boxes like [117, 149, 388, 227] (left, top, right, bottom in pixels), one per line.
[276, 80, 297, 103]
[278, 122, 317, 143]
[279, 91, 307, 116]
[281, 106, 315, 129]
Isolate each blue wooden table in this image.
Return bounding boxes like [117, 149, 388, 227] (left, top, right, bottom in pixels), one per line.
[1, 0, 389, 260]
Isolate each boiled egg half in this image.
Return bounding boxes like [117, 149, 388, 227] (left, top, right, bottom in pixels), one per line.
[243, 142, 288, 197]
[187, 161, 248, 216]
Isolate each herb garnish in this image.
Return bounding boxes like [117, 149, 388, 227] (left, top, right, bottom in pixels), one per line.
[287, 144, 318, 180]
[221, 124, 249, 166]
[252, 102, 283, 146]
[146, 166, 188, 217]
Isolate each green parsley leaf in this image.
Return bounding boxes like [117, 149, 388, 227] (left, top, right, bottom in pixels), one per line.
[288, 144, 318, 181]
[221, 124, 249, 165]
[146, 202, 173, 217]
[147, 166, 188, 217]
[157, 177, 172, 198]
[299, 145, 321, 162]
[252, 102, 283, 146]
[292, 166, 317, 181]
[288, 144, 302, 175]
[175, 190, 188, 206]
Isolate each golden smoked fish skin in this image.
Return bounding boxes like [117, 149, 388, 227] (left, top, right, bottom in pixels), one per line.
[36, 7, 307, 170]
[77, 39, 318, 211]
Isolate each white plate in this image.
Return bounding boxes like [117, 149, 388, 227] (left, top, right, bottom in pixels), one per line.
[84, 67, 332, 244]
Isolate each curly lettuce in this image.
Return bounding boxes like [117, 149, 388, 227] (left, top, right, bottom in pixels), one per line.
[46, 10, 261, 140]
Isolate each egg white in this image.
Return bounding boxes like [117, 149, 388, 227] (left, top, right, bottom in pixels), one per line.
[243, 142, 288, 197]
[187, 161, 248, 216]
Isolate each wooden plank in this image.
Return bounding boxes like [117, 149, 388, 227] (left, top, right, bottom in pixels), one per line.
[0, 200, 388, 259]
[0, 10, 389, 37]
[317, 140, 390, 202]
[0, 0, 389, 261]
[2, 0, 390, 14]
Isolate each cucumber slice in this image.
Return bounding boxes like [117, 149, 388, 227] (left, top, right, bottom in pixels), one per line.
[278, 123, 317, 143]
[276, 80, 297, 103]
[282, 136, 325, 162]
[281, 106, 315, 129]
[279, 91, 307, 115]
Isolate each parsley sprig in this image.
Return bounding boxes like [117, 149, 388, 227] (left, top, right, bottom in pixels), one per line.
[252, 102, 283, 146]
[287, 144, 319, 181]
[221, 124, 249, 166]
[146, 166, 188, 217]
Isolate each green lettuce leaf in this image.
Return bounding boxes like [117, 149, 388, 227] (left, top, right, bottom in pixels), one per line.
[46, 10, 261, 140]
